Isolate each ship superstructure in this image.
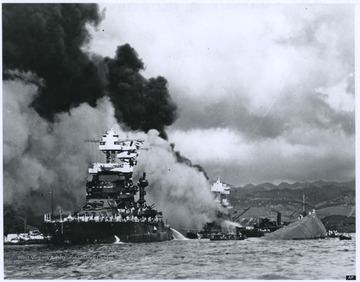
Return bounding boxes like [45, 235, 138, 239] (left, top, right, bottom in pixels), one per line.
[43, 129, 173, 244]
[198, 179, 239, 239]
[211, 178, 232, 210]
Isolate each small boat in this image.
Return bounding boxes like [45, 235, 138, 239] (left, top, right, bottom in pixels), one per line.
[236, 226, 270, 238]
[186, 231, 199, 239]
[209, 233, 246, 241]
[339, 234, 352, 240]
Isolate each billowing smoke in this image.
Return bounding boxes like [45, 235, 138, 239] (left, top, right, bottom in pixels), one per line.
[3, 4, 177, 137]
[106, 44, 178, 138]
[3, 4, 105, 118]
[3, 4, 218, 228]
[4, 76, 218, 228]
[133, 130, 221, 229]
[3, 76, 118, 215]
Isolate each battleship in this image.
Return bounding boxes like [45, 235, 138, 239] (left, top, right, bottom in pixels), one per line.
[43, 129, 173, 244]
[197, 179, 245, 239]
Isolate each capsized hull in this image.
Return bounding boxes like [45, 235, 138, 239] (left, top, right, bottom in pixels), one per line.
[264, 213, 327, 240]
[44, 221, 173, 244]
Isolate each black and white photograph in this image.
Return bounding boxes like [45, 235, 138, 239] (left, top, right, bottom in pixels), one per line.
[2, 1, 356, 280]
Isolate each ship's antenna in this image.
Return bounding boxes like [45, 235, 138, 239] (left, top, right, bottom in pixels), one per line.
[302, 193, 306, 214]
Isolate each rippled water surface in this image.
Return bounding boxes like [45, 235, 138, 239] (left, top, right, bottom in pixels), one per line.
[4, 236, 356, 280]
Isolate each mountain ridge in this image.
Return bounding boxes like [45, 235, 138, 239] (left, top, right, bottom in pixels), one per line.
[232, 179, 355, 191]
[226, 179, 355, 224]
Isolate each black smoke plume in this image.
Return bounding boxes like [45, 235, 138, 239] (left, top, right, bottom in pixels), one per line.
[3, 4, 177, 136]
[170, 143, 209, 180]
[2, 3, 180, 222]
[3, 4, 105, 118]
[106, 44, 177, 138]
[3, 4, 217, 231]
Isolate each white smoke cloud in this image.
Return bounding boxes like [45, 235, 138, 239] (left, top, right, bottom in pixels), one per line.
[133, 130, 220, 229]
[4, 75, 222, 229]
[3, 76, 119, 214]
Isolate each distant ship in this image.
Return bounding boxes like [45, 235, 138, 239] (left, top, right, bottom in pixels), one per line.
[211, 178, 232, 210]
[197, 179, 244, 239]
[264, 194, 327, 240]
[43, 129, 173, 244]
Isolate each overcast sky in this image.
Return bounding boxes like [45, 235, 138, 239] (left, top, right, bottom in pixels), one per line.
[88, 3, 355, 186]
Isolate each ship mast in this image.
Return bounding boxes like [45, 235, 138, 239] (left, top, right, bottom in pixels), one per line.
[302, 193, 306, 214]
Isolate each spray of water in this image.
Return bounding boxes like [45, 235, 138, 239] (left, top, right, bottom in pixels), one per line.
[220, 220, 242, 234]
[113, 235, 124, 244]
[170, 228, 189, 240]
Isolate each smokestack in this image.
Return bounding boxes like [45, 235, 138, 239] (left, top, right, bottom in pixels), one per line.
[138, 173, 148, 205]
[277, 212, 281, 226]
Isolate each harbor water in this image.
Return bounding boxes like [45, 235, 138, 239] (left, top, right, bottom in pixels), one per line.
[4, 235, 356, 280]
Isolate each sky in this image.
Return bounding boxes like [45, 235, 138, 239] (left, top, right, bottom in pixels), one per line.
[87, 3, 355, 186]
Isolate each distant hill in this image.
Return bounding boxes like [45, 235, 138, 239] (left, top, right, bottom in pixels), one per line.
[321, 215, 355, 233]
[228, 180, 355, 228]
[239, 180, 355, 191]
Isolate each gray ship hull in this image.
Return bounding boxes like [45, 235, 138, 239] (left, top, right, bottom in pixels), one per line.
[44, 221, 173, 244]
[264, 213, 327, 240]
